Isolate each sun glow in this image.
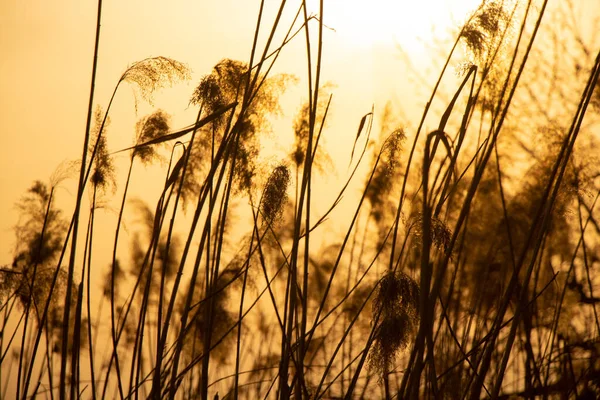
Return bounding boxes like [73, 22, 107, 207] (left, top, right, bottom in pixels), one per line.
[311, 0, 483, 50]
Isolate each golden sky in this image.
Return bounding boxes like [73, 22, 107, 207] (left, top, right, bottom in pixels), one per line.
[0, 0, 527, 266]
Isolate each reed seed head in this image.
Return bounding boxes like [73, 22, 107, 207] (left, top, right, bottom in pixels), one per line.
[410, 212, 453, 254]
[366, 128, 406, 224]
[89, 106, 116, 193]
[134, 109, 171, 164]
[121, 56, 191, 106]
[460, 0, 510, 60]
[369, 271, 420, 377]
[260, 164, 290, 224]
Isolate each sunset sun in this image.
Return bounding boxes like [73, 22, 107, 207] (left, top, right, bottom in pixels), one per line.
[310, 0, 483, 49]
